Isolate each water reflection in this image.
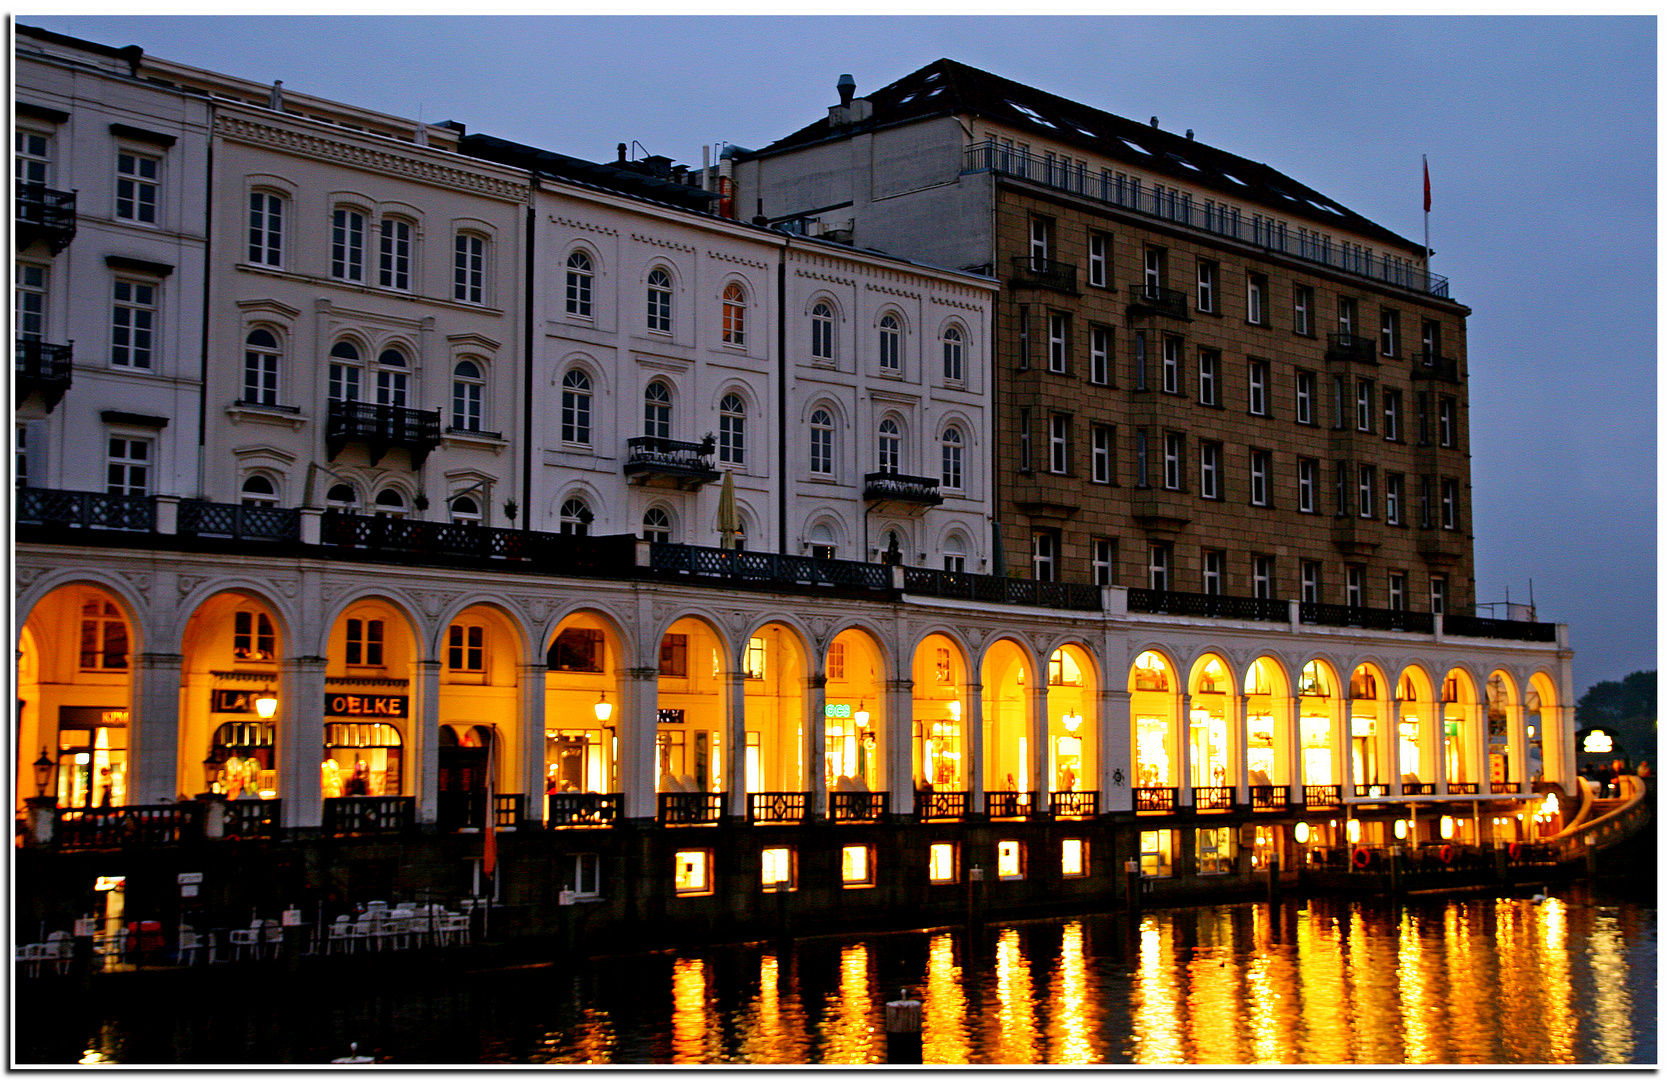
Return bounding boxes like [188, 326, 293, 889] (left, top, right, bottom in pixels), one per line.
[31, 886, 1654, 1066]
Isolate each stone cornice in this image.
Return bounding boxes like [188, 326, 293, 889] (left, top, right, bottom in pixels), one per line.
[550, 215, 617, 237]
[708, 250, 770, 271]
[794, 267, 858, 288]
[631, 232, 696, 253]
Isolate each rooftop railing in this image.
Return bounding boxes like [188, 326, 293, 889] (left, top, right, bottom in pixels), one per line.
[963, 143, 1450, 299]
[1128, 588, 1288, 622]
[902, 567, 1102, 611]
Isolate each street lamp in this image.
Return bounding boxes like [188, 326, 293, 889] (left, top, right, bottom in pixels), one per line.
[254, 688, 279, 719]
[593, 693, 613, 722]
[202, 749, 223, 791]
[32, 747, 54, 798]
[1062, 711, 1082, 732]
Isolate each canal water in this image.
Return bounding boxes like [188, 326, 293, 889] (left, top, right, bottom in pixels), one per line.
[20, 883, 1654, 1065]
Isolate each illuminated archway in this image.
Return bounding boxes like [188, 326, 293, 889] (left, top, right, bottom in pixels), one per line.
[655, 616, 728, 793]
[741, 621, 809, 794]
[1297, 659, 1338, 788]
[824, 627, 887, 792]
[1348, 662, 1391, 794]
[1395, 666, 1437, 791]
[436, 603, 525, 823]
[322, 597, 419, 799]
[911, 632, 968, 792]
[180, 590, 288, 800]
[1242, 656, 1288, 792]
[1485, 670, 1519, 789]
[981, 638, 1035, 797]
[1128, 649, 1179, 796]
[1187, 654, 1235, 792]
[1441, 668, 1481, 789]
[544, 609, 626, 801]
[1046, 644, 1097, 794]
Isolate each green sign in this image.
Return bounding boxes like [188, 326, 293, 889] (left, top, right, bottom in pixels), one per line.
[824, 703, 852, 719]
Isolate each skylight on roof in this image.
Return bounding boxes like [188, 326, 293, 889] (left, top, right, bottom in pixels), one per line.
[1305, 198, 1344, 215]
[1222, 172, 1248, 186]
[898, 93, 917, 104]
[923, 86, 943, 96]
[1070, 124, 1098, 139]
[1170, 155, 1201, 171]
[1007, 100, 1051, 125]
[1119, 138, 1152, 156]
[924, 71, 940, 82]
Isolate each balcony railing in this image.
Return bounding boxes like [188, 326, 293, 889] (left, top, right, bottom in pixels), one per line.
[829, 791, 888, 823]
[1443, 614, 1557, 643]
[650, 543, 893, 591]
[546, 792, 622, 828]
[1411, 353, 1460, 382]
[914, 790, 969, 821]
[436, 792, 524, 832]
[322, 796, 414, 836]
[1300, 601, 1433, 633]
[1353, 784, 1392, 798]
[224, 798, 281, 838]
[179, 500, 301, 542]
[749, 791, 810, 824]
[1489, 782, 1521, 795]
[1326, 333, 1377, 363]
[962, 143, 1451, 298]
[56, 805, 197, 849]
[624, 436, 720, 490]
[1193, 786, 1235, 812]
[1249, 785, 1289, 811]
[903, 567, 1102, 611]
[658, 791, 723, 825]
[1304, 784, 1342, 808]
[322, 513, 634, 575]
[1127, 588, 1289, 622]
[1128, 282, 1189, 319]
[16, 339, 73, 411]
[1051, 791, 1099, 818]
[17, 488, 154, 532]
[1135, 786, 1177, 813]
[863, 471, 943, 507]
[326, 400, 442, 469]
[1009, 255, 1079, 293]
[16, 183, 77, 253]
[1447, 782, 1480, 796]
[985, 790, 1033, 819]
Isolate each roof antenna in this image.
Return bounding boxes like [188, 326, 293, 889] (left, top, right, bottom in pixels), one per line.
[1186, 129, 1194, 141]
[837, 73, 856, 107]
[1150, 116, 1159, 128]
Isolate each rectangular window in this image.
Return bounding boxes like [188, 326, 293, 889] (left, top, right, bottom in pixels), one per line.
[826, 642, 846, 680]
[1248, 359, 1269, 415]
[1418, 475, 1434, 528]
[1163, 432, 1183, 490]
[1017, 303, 1030, 370]
[243, 335, 279, 406]
[1062, 838, 1088, 878]
[1202, 549, 1224, 595]
[16, 130, 51, 186]
[1149, 544, 1171, 591]
[1089, 325, 1110, 385]
[1295, 369, 1315, 425]
[1389, 572, 1407, 612]
[79, 597, 129, 671]
[1380, 308, 1400, 356]
[745, 637, 766, 680]
[378, 218, 411, 290]
[1441, 479, 1458, 529]
[1161, 336, 1180, 394]
[115, 150, 159, 224]
[1430, 576, 1448, 615]
[997, 840, 1024, 881]
[344, 618, 385, 666]
[1346, 565, 1365, 608]
[1358, 464, 1375, 518]
[332, 209, 366, 282]
[1030, 217, 1053, 267]
[1019, 407, 1032, 471]
[1252, 555, 1274, 600]
[1197, 260, 1218, 313]
[1335, 460, 1349, 516]
[761, 846, 795, 891]
[1048, 313, 1069, 373]
[1197, 828, 1234, 875]
[565, 853, 601, 898]
[660, 633, 689, 676]
[1092, 538, 1114, 587]
[1301, 561, 1320, 604]
[1199, 441, 1221, 499]
[1439, 397, 1456, 447]
[16, 425, 27, 490]
[233, 610, 276, 661]
[928, 842, 959, 884]
[1090, 425, 1111, 484]
[454, 233, 486, 304]
[1087, 232, 1108, 287]
[111, 279, 156, 369]
[841, 844, 874, 887]
[1420, 318, 1441, 361]
[1332, 374, 1347, 429]
[1031, 529, 1058, 582]
[1139, 830, 1173, 878]
[1198, 349, 1220, 406]
[1132, 330, 1148, 390]
[1048, 413, 1069, 474]
[1143, 246, 1165, 294]
[1355, 380, 1373, 431]
[1246, 272, 1267, 325]
[1250, 449, 1271, 506]
[674, 850, 712, 895]
[17, 262, 47, 342]
[1134, 427, 1150, 488]
[1416, 392, 1431, 445]
[448, 624, 485, 671]
[248, 191, 283, 267]
[1298, 458, 1317, 513]
[1293, 284, 1313, 335]
[1386, 472, 1405, 525]
[1338, 297, 1358, 336]
[1383, 390, 1402, 441]
[551, 628, 604, 672]
[105, 436, 149, 496]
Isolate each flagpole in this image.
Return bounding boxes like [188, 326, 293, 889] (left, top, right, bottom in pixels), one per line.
[1422, 155, 1431, 267]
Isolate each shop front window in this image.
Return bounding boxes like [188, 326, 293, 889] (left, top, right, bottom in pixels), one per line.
[1135, 715, 1171, 788]
[1300, 715, 1333, 786]
[209, 720, 276, 799]
[1140, 829, 1173, 877]
[56, 708, 128, 809]
[321, 722, 402, 798]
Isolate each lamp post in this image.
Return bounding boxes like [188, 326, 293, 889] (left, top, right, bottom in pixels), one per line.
[25, 747, 58, 847]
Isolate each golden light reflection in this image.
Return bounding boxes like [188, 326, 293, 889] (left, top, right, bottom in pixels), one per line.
[670, 957, 714, 1063]
[1538, 899, 1576, 1062]
[1049, 921, 1096, 1064]
[1587, 910, 1635, 1062]
[1132, 916, 1184, 1064]
[1396, 909, 1438, 1063]
[1184, 911, 1240, 1063]
[818, 942, 875, 1064]
[1244, 953, 1288, 1064]
[1294, 903, 1349, 1063]
[922, 932, 971, 1064]
[543, 1006, 619, 1064]
[735, 953, 798, 1064]
[994, 927, 1041, 1063]
[1346, 907, 1400, 1062]
[1443, 903, 1490, 1062]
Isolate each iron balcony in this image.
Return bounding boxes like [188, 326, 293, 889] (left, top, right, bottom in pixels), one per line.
[325, 400, 441, 469]
[624, 436, 720, 490]
[16, 339, 72, 412]
[16, 183, 76, 254]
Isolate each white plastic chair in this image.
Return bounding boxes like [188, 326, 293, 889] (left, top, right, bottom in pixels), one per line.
[178, 926, 203, 967]
[18, 944, 42, 978]
[261, 919, 283, 959]
[328, 915, 355, 955]
[228, 921, 262, 961]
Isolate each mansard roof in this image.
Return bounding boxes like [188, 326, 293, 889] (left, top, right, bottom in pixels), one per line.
[746, 58, 1421, 254]
[460, 132, 718, 214]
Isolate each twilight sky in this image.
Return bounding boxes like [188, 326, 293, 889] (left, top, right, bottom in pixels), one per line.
[24, 15, 1656, 694]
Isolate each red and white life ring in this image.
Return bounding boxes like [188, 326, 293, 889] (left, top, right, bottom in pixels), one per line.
[1352, 846, 1372, 868]
[1438, 844, 1454, 864]
[1507, 840, 1521, 860]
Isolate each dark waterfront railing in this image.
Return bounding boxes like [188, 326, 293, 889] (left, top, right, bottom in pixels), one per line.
[914, 790, 969, 821]
[749, 791, 809, 824]
[1353, 784, 1392, 798]
[902, 567, 1102, 610]
[1250, 785, 1289, 811]
[56, 805, 196, 849]
[1403, 782, 1437, 796]
[829, 791, 887, 823]
[1051, 791, 1099, 818]
[1135, 786, 1177, 813]
[546, 792, 622, 828]
[223, 798, 280, 838]
[650, 543, 893, 591]
[1443, 614, 1558, 643]
[436, 792, 524, 832]
[985, 790, 1032, 819]
[658, 792, 723, 825]
[963, 142, 1452, 298]
[323, 796, 414, 836]
[1304, 784, 1342, 808]
[1193, 785, 1235, 811]
[1301, 601, 1433, 632]
[1448, 781, 1481, 795]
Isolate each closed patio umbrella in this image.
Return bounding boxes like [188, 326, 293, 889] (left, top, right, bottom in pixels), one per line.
[716, 469, 738, 549]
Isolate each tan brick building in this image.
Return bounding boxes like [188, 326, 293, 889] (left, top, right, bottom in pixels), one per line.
[734, 60, 1475, 617]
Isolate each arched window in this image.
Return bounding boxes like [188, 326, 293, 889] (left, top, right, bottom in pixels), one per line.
[566, 250, 594, 318]
[374, 347, 409, 407]
[325, 483, 357, 512]
[248, 191, 284, 267]
[561, 369, 592, 445]
[328, 340, 362, 402]
[451, 359, 484, 431]
[877, 417, 902, 473]
[809, 408, 834, 476]
[722, 282, 747, 347]
[373, 488, 407, 519]
[719, 393, 746, 466]
[808, 522, 836, 560]
[241, 474, 278, 507]
[454, 232, 487, 304]
[642, 506, 672, 543]
[243, 328, 280, 406]
[647, 268, 672, 333]
[942, 533, 967, 573]
[378, 216, 412, 291]
[449, 495, 481, 526]
[811, 302, 834, 360]
[644, 380, 672, 439]
[881, 528, 905, 564]
[559, 497, 593, 536]
[942, 325, 965, 383]
[878, 313, 901, 372]
[941, 427, 964, 491]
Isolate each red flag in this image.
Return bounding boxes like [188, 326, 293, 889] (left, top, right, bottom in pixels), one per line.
[1423, 156, 1432, 213]
[482, 732, 497, 879]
